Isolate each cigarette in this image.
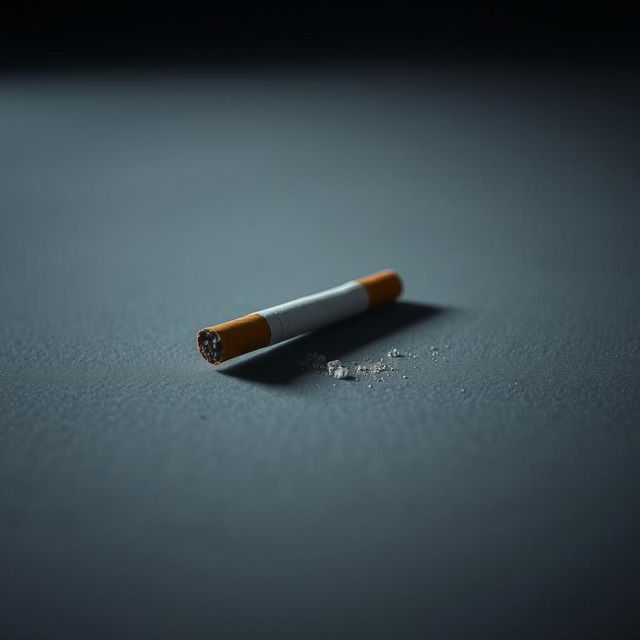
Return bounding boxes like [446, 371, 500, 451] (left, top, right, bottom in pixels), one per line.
[197, 269, 403, 365]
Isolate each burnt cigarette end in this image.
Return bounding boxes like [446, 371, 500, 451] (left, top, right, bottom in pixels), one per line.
[197, 329, 222, 365]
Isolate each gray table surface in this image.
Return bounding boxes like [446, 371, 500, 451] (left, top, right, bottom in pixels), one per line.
[1, 61, 639, 638]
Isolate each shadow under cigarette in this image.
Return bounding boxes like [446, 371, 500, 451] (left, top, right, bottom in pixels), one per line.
[218, 301, 449, 384]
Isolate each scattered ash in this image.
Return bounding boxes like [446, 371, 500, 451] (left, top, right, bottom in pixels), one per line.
[299, 343, 454, 387]
[353, 358, 399, 382]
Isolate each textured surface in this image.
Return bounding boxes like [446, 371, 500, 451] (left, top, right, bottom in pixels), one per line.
[1, 63, 639, 638]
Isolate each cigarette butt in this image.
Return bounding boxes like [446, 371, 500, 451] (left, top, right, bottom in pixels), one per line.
[197, 269, 403, 365]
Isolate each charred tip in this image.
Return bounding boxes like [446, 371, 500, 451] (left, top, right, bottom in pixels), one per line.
[197, 329, 222, 365]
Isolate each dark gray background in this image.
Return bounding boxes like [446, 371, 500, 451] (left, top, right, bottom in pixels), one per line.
[1, 61, 639, 638]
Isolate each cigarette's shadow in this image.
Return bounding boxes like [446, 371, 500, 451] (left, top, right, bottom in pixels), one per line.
[218, 301, 448, 384]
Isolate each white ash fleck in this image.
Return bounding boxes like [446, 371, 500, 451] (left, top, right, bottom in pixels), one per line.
[327, 359, 350, 380]
[387, 348, 402, 357]
[327, 359, 341, 375]
[332, 366, 350, 380]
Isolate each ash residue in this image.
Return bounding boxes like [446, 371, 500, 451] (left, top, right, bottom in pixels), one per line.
[352, 356, 406, 382]
[300, 352, 400, 382]
[354, 359, 394, 377]
[300, 343, 453, 386]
